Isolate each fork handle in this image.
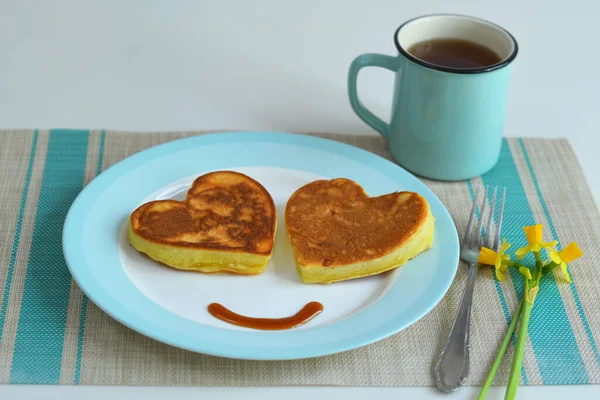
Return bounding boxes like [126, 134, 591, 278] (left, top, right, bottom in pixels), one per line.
[434, 262, 478, 392]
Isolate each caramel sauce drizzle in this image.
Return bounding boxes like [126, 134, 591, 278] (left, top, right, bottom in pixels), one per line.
[208, 302, 323, 330]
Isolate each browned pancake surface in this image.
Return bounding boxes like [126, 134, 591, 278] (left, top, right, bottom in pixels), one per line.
[130, 171, 276, 255]
[285, 179, 429, 266]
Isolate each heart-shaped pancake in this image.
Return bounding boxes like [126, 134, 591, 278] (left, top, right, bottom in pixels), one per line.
[129, 171, 276, 274]
[285, 178, 434, 283]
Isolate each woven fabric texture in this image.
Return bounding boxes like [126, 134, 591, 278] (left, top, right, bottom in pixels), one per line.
[0, 130, 599, 386]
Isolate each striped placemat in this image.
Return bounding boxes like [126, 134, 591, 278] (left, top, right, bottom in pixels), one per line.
[0, 129, 599, 386]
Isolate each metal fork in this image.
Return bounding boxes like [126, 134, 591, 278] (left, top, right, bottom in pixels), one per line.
[434, 186, 506, 393]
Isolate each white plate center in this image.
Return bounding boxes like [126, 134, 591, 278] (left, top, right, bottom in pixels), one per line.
[120, 167, 400, 331]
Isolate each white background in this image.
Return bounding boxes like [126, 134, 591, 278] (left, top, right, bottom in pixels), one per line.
[1, 0, 599, 398]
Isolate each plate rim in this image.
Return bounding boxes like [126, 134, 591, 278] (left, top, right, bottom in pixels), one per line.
[63, 131, 459, 360]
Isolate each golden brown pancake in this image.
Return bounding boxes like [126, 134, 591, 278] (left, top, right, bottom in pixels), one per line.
[129, 171, 276, 274]
[285, 178, 434, 283]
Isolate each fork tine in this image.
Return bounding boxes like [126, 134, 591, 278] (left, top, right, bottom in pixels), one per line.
[483, 186, 498, 248]
[475, 186, 488, 249]
[463, 185, 481, 248]
[493, 187, 507, 251]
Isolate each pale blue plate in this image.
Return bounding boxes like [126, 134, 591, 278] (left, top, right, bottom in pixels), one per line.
[63, 132, 459, 360]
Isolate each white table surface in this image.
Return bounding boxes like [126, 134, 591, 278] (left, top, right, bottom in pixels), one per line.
[1, 0, 598, 398]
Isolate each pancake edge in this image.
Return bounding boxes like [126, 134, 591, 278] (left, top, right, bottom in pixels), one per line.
[128, 221, 273, 275]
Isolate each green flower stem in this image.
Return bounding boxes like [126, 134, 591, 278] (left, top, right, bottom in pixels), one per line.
[505, 284, 534, 400]
[505, 262, 542, 400]
[531, 255, 544, 290]
[478, 299, 525, 400]
[542, 261, 559, 275]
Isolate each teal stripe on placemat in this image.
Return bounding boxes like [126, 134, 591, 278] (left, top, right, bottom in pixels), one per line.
[466, 179, 528, 384]
[0, 131, 39, 342]
[518, 139, 600, 368]
[479, 139, 588, 384]
[10, 130, 90, 384]
[74, 130, 105, 384]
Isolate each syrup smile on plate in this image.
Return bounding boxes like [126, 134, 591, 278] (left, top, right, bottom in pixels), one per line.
[207, 302, 324, 330]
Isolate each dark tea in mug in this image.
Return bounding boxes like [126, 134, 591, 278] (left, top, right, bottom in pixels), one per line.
[408, 38, 502, 69]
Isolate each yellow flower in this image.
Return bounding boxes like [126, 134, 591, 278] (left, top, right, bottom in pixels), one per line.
[515, 224, 558, 259]
[548, 242, 583, 283]
[479, 239, 511, 282]
[518, 267, 532, 280]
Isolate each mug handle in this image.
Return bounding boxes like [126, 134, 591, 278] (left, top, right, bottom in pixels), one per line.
[348, 53, 400, 139]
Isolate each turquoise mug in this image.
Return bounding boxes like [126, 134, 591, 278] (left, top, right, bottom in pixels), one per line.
[348, 14, 518, 180]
